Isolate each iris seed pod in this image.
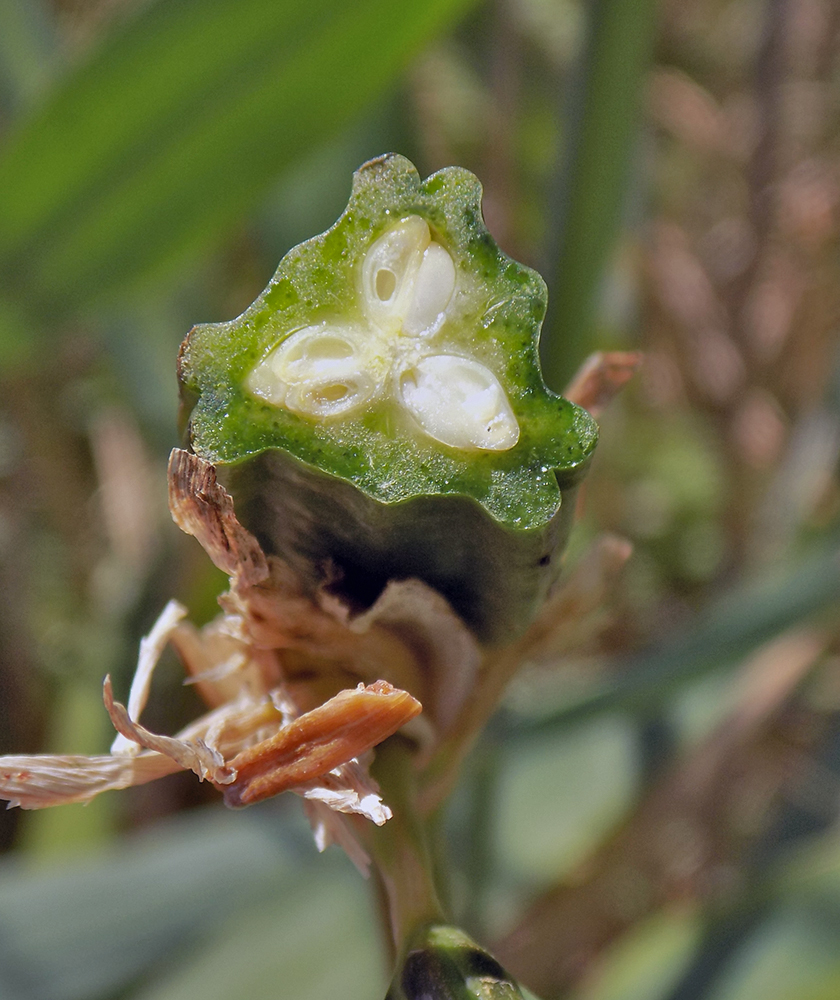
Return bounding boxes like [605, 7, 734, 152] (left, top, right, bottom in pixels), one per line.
[178, 154, 597, 643]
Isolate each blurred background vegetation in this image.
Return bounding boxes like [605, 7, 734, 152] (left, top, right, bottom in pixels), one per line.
[1, 0, 840, 997]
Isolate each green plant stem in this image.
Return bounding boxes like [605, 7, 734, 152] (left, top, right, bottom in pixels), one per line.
[368, 736, 447, 950]
[418, 598, 575, 813]
[541, 0, 657, 390]
[459, 736, 500, 937]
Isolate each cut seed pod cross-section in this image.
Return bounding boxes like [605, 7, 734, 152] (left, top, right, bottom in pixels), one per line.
[178, 154, 598, 643]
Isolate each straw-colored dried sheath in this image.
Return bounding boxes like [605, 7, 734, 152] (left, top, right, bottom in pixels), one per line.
[178, 154, 597, 644]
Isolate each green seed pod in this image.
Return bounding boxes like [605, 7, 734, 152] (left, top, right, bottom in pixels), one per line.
[178, 154, 597, 643]
[387, 924, 526, 1000]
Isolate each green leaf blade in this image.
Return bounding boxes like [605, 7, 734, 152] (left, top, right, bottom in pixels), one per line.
[0, 0, 478, 316]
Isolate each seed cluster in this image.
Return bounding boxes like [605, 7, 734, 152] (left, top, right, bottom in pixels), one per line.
[245, 215, 520, 452]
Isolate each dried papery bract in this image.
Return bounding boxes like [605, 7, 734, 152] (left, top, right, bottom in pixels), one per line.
[0, 466, 424, 863]
[225, 681, 421, 807]
[0, 753, 181, 810]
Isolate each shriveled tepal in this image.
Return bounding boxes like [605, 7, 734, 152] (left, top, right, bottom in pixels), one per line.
[178, 154, 598, 644]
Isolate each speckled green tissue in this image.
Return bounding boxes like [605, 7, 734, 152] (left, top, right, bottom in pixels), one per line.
[178, 153, 597, 643]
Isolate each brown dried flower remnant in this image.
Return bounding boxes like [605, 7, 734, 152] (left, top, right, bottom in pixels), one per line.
[0, 452, 423, 873]
[225, 681, 422, 807]
[0, 603, 419, 816]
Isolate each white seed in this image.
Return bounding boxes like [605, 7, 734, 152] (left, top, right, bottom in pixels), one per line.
[245, 356, 288, 407]
[245, 221, 516, 451]
[398, 354, 519, 451]
[403, 242, 457, 337]
[362, 216, 430, 328]
[245, 323, 378, 418]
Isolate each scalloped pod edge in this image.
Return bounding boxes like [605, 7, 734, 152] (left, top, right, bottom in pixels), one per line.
[178, 154, 598, 643]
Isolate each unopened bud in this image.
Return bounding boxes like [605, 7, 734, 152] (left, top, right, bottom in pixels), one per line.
[388, 925, 527, 1000]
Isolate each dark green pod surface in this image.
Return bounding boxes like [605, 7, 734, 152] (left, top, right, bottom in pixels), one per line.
[388, 924, 525, 1000]
[178, 154, 597, 643]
